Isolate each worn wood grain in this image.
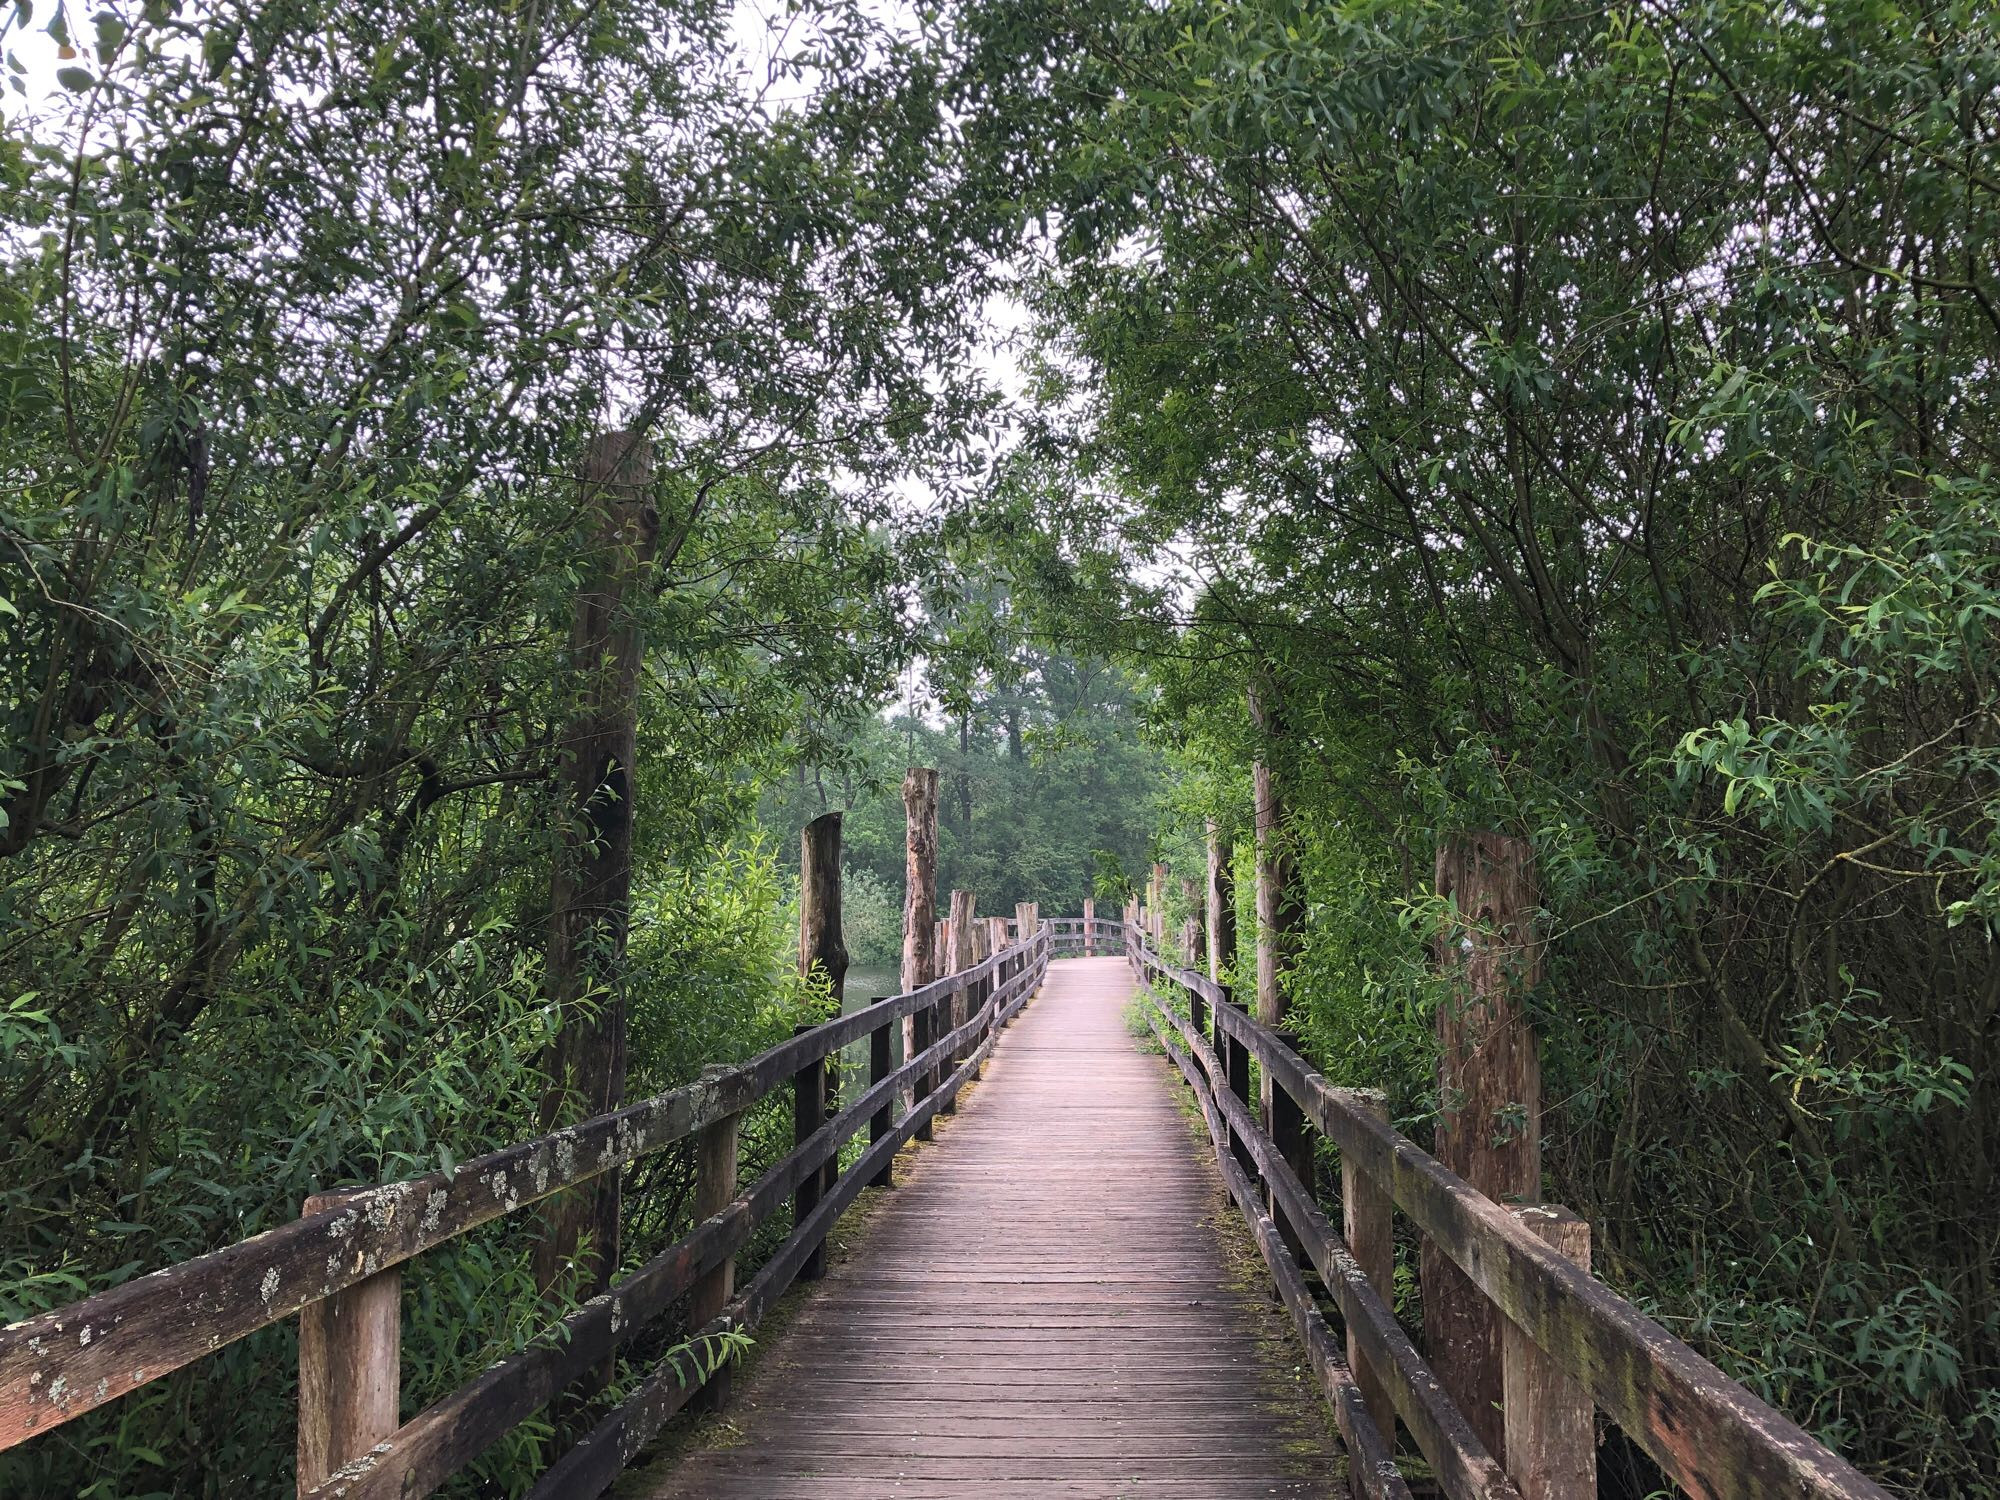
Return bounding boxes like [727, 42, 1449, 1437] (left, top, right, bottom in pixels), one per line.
[630, 956, 1343, 1500]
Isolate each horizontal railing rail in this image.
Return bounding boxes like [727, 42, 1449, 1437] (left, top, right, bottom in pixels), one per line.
[1124, 927, 1891, 1500]
[1038, 911, 1127, 957]
[0, 926, 1053, 1498]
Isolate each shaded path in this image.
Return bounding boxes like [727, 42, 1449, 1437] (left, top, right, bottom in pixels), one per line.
[632, 955, 1343, 1499]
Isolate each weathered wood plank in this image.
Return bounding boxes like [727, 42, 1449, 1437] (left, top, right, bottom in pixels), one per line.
[1502, 1206, 1595, 1500]
[1141, 986, 1516, 1500]
[296, 1189, 400, 1493]
[634, 957, 1342, 1500]
[1145, 1014, 1408, 1500]
[305, 974, 1018, 1500]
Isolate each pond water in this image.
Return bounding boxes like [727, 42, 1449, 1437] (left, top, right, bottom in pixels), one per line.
[830, 962, 906, 1077]
[842, 963, 901, 1010]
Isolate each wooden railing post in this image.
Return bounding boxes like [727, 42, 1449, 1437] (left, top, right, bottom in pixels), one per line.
[1503, 1206, 1594, 1500]
[690, 1076, 740, 1412]
[792, 1024, 835, 1281]
[797, 810, 845, 1270]
[1223, 1002, 1255, 1178]
[1341, 1087, 1396, 1447]
[298, 1188, 400, 1493]
[969, 918, 992, 1058]
[1083, 897, 1095, 954]
[1269, 1028, 1314, 1265]
[868, 995, 895, 1188]
[1188, 973, 1209, 1040]
[910, 998, 937, 1140]
[944, 889, 976, 1103]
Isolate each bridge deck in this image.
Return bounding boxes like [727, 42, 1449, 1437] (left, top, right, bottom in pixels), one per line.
[630, 954, 1343, 1499]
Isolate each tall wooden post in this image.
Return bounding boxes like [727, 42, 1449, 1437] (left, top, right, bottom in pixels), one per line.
[1424, 831, 1544, 1463]
[799, 812, 848, 1004]
[1015, 900, 1035, 941]
[970, 915, 991, 976]
[535, 430, 657, 1307]
[1206, 819, 1236, 986]
[1503, 1206, 1594, 1500]
[297, 1188, 399, 1492]
[1150, 863, 1168, 948]
[1249, 678, 1302, 1033]
[901, 769, 939, 1141]
[1082, 897, 1095, 955]
[949, 892, 976, 978]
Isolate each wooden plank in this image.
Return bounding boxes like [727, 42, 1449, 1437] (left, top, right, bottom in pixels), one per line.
[296, 1189, 399, 1492]
[634, 957, 1342, 1500]
[1502, 1206, 1594, 1500]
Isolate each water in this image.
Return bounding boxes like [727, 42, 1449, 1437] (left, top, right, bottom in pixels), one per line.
[842, 963, 901, 1010]
[834, 963, 906, 1079]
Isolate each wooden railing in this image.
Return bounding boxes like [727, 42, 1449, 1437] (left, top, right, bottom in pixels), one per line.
[1125, 928, 1892, 1500]
[1041, 909, 1126, 957]
[0, 927, 1053, 1497]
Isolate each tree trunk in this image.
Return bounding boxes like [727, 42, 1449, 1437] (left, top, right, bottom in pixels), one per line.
[1249, 679, 1302, 1029]
[901, 768, 939, 1135]
[534, 431, 657, 1307]
[1205, 818, 1236, 988]
[799, 812, 848, 1005]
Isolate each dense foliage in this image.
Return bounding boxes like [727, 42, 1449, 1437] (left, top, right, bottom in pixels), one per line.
[0, 0, 1016, 1490]
[761, 612, 1164, 955]
[958, 0, 2000, 1490]
[5, 0, 1994, 1493]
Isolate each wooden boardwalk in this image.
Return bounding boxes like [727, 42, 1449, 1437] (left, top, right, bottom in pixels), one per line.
[631, 954, 1343, 1499]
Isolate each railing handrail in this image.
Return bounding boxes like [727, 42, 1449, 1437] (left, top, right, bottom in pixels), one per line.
[1123, 928, 1890, 1500]
[0, 927, 1054, 1493]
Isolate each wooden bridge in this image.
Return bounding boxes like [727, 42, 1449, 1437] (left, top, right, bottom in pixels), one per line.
[0, 914, 1895, 1500]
